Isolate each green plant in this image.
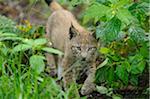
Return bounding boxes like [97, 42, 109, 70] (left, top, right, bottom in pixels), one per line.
[0, 15, 81, 99]
[0, 15, 18, 33]
[82, 0, 149, 97]
[96, 86, 122, 99]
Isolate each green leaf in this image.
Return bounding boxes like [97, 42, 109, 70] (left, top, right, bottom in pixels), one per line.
[33, 38, 47, 46]
[42, 47, 63, 56]
[107, 67, 114, 84]
[0, 32, 23, 41]
[108, 0, 119, 4]
[83, 2, 110, 24]
[112, 94, 122, 99]
[95, 66, 108, 83]
[96, 86, 108, 94]
[109, 55, 120, 61]
[22, 39, 34, 45]
[123, 61, 131, 72]
[0, 15, 18, 33]
[131, 61, 146, 74]
[115, 65, 128, 85]
[67, 83, 80, 99]
[115, 0, 130, 8]
[117, 8, 135, 25]
[96, 16, 121, 41]
[0, 56, 3, 71]
[139, 45, 149, 58]
[130, 75, 138, 85]
[129, 2, 149, 30]
[99, 47, 110, 54]
[0, 37, 23, 41]
[129, 54, 143, 63]
[13, 44, 32, 52]
[128, 26, 146, 42]
[97, 58, 109, 69]
[0, 33, 17, 37]
[129, 54, 146, 74]
[70, 0, 81, 6]
[30, 55, 45, 75]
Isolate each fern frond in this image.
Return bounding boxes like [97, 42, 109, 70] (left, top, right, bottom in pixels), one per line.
[0, 15, 18, 33]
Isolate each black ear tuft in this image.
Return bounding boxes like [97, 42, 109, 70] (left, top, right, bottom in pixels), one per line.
[89, 30, 97, 39]
[69, 25, 78, 40]
[92, 32, 96, 39]
[45, 0, 53, 6]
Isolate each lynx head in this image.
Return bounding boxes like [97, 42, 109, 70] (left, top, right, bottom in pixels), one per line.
[69, 25, 97, 61]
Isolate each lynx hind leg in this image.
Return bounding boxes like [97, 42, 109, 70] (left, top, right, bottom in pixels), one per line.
[46, 54, 57, 77]
[81, 66, 96, 95]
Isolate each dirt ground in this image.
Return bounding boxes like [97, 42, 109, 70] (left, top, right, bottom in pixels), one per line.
[0, 0, 49, 25]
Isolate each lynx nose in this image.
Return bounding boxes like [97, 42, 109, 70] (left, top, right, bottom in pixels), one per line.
[82, 58, 86, 61]
[81, 52, 87, 58]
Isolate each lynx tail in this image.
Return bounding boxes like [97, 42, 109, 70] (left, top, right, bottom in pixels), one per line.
[45, 0, 63, 12]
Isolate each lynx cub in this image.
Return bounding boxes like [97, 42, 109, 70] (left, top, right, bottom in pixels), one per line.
[45, 0, 97, 95]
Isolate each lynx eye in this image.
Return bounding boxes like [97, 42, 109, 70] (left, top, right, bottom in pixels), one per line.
[88, 47, 96, 51]
[76, 46, 81, 51]
[71, 46, 81, 51]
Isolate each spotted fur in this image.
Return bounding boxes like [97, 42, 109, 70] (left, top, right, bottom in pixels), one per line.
[45, 0, 97, 95]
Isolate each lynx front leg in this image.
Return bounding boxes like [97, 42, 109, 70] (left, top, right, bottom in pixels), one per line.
[46, 54, 57, 77]
[61, 57, 75, 88]
[81, 64, 96, 95]
[61, 57, 80, 98]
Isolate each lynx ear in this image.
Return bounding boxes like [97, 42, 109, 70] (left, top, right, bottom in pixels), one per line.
[89, 31, 96, 39]
[69, 25, 78, 40]
[45, 0, 53, 6]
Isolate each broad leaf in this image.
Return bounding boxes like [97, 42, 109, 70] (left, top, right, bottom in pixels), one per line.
[131, 61, 146, 74]
[108, 0, 119, 4]
[83, 2, 110, 24]
[96, 86, 108, 94]
[117, 8, 135, 25]
[0, 37, 23, 41]
[129, 54, 146, 74]
[115, 0, 130, 8]
[13, 44, 32, 52]
[107, 67, 114, 84]
[33, 38, 47, 46]
[0, 56, 3, 71]
[129, 54, 143, 63]
[128, 26, 146, 42]
[99, 47, 110, 54]
[123, 61, 131, 72]
[130, 74, 138, 85]
[115, 65, 128, 85]
[0, 15, 18, 33]
[95, 66, 108, 83]
[42, 47, 63, 56]
[97, 58, 109, 69]
[0, 33, 17, 37]
[22, 39, 34, 45]
[96, 16, 121, 41]
[112, 94, 122, 99]
[139, 44, 149, 58]
[30, 55, 45, 75]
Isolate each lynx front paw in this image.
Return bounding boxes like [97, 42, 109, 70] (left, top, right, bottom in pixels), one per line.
[80, 83, 96, 95]
[50, 69, 57, 77]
